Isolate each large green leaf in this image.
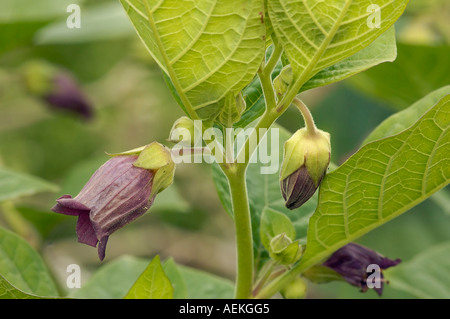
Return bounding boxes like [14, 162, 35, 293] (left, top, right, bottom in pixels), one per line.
[348, 43, 450, 110]
[297, 93, 450, 272]
[178, 265, 234, 299]
[268, 0, 408, 92]
[0, 274, 43, 299]
[386, 242, 450, 299]
[235, 26, 397, 128]
[363, 86, 450, 144]
[0, 227, 58, 297]
[69, 255, 148, 299]
[69, 255, 232, 299]
[0, 167, 59, 202]
[120, 0, 266, 122]
[301, 26, 397, 92]
[124, 255, 173, 299]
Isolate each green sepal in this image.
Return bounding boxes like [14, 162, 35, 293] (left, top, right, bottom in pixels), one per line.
[269, 233, 302, 265]
[168, 116, 197, 146]
[133, 142, 175, 196]
[22, 60, 57, 96]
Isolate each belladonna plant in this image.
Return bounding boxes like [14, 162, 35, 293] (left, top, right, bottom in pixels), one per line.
[24, 0, 447, 300]
[51, 142, 175, 260]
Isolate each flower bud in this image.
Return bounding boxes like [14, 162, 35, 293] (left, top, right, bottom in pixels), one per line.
[280, 128, 331, 209]
[269, 233, 302, 265]
[168, 116, 198, 146]
[273, 65, 293, 96]
[323, 243, 401, 296]
[270, 232, 292, 253]
[280, 277, 307, 299]
[22, 60, 93, 119]
[51, 142, 175, 261]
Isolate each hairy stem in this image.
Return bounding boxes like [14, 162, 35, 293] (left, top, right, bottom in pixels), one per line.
[255, 261, 309, 299]
[293, 97, 317, 135]
[224, 164, 254, 299]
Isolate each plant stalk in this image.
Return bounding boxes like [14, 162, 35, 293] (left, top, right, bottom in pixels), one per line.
[224, 164, 254, 299]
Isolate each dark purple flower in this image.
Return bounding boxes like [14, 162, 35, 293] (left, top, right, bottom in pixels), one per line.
[281, 165, 324, 209]
[279, 127, 331, 210]
[323, 243, 401, 296]
[44, 72, 93, 120]
[51, 155, 155, 261]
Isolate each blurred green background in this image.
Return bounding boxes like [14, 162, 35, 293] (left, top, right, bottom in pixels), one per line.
[0, 0, 449, 298]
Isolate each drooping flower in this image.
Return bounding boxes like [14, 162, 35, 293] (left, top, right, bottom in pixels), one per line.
[323, 243, 401, 296]
[44, 72, 93, 119]
[51, 142, 175, 260]
[280, 127, 331, 209]
[23, 60, 93, 119]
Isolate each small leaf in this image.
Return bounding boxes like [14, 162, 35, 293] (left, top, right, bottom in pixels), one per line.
[386, 242, 450, 299]
[124, 255, 173, 299]
[260, 207, 296, 253]
[0, 167, 59, 202]
[0, 227, 59, 297]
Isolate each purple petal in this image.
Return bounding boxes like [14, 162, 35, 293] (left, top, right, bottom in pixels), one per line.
[51, 195, 90, 216]
[76, 213, 98, 247]
[379, 257, 402, 270]
[323, 243, 401, 296]
[97, 236, 109, 261]
[44, 73, 93, 119]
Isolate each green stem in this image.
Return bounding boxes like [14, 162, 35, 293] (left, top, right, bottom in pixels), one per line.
[292, 97, 317, 135]
[264, 37, 283, 81]
[255, 261, 310, 299]
[224, 164, 254, 299]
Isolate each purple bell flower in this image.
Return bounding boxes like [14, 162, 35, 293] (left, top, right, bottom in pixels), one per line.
[44, 72, 93, 120]
[323, 243, 401, 296]
[22, 60, 93, 120]
[51, 155, 155, 261]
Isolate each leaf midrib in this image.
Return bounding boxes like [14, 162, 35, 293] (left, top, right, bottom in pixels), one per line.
[141, 0, 199, 119]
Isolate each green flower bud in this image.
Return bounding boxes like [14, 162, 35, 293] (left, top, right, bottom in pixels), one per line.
[270, 232, 292, 253]
[22, 60, 93, 119]
[280, 128, 331, 209]
[273, 65, 293, 96]
[270, 233, 302, 265]
[280, 277, 307, 299]
[168, 116, 198, 146]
